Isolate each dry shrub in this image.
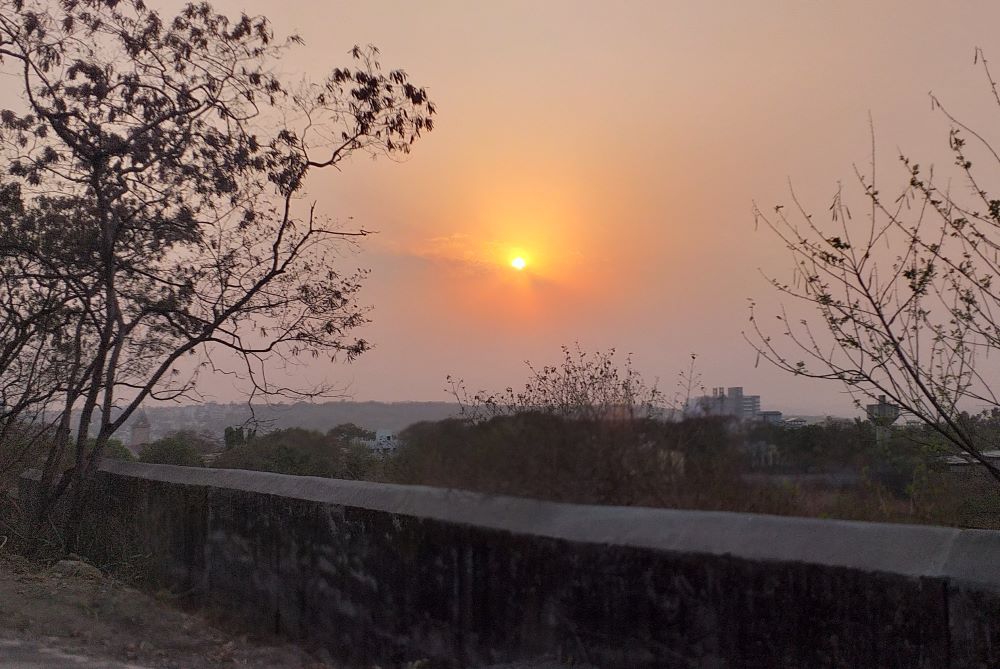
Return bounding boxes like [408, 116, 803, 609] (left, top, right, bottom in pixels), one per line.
[386, 414, 756, 510]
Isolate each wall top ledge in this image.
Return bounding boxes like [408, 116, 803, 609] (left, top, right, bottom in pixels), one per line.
[74, 461, 1000, 591]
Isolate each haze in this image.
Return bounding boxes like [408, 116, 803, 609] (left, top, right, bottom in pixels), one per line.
[69, 1, 1000, 415]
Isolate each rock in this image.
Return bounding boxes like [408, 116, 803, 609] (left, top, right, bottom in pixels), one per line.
[50, 559, 103, 580]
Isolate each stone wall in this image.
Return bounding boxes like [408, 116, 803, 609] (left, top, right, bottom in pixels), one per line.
[22, 460, 1000, 668]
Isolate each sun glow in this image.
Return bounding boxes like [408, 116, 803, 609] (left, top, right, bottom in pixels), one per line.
[511, 256, 527, 271]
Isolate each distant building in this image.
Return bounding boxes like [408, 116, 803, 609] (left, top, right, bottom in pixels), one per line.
[823, 416, 854, 427]
[782, 417, 807, 429]
[866, 395, 901, 447]
[128, 411, 151, 457]
[758, 411, 784, 425]
[688, 387, 755, 419]
[865, 395, 901, 426]
[941, 450, 1000, 469]
[687, 386, 778, 422]
[359, 429, 402, 456]
[942, 454, 973, 467]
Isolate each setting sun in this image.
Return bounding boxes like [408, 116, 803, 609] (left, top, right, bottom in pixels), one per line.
[511, 256, 527, 271]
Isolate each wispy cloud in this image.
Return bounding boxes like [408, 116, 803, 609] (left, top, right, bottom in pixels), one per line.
[375, 232, 514, 276]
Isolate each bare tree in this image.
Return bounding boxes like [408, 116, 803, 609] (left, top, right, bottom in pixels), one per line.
[749, 49, 1000, 483]
[0, 0, 435, 545]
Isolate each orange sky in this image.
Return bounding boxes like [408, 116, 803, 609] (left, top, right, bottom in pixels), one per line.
[218, 0, 1000, 415]
[15, 1, 1000, 415]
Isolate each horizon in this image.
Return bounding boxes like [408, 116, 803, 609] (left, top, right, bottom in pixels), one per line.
[128, 398, 857, 422]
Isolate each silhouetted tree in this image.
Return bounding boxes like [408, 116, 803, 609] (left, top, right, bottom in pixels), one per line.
[328, 422, 375, 444]
[0, 0, 434, 546]
[750, 49, 1000, 483]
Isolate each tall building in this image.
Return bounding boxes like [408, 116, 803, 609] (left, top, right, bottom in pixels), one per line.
[688, 387, 761, 420]
[865, 395, 900, 425]
[866, 394, 901, 447]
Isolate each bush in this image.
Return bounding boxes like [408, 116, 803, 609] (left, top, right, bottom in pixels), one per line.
[746, 420, 875, 473]
[138, 436, 204, 467]
[162, 429, 219, 454]
[212, 427, 375, 479]
[101, 439, 134, 461]
[385, 414, 747, 509]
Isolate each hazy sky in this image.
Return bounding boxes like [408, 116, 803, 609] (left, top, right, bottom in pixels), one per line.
[16, 1, 1000, 415]
[207, 0, 1000, 415]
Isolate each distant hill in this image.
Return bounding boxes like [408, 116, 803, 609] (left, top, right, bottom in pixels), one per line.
[128, 401, 461, 443]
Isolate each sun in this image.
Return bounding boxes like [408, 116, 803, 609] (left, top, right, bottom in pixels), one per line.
[511, 256, 527, 271]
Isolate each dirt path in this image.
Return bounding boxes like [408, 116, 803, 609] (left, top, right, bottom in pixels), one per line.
[0, 552, 594, 668]
[0, 553, 335, 669]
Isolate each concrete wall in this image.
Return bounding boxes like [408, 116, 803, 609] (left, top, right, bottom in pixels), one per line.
[22, 461, 1000, 668]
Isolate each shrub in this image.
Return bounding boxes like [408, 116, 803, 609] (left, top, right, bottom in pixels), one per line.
[101, 439, 134, 462]
[212, 427, 375, 479]
[386, 414, 745, 509]
[138, 436, 203, 467]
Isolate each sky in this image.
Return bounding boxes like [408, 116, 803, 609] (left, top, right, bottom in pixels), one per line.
[14, 1, 1000, 415]
[199, 0, 1000, 416]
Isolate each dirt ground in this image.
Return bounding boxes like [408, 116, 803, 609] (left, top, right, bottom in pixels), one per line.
[0, 552, 337, 669]
[0, 551, 588, 669]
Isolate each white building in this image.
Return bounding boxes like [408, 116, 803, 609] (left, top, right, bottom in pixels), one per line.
[359, 429, 402, 456]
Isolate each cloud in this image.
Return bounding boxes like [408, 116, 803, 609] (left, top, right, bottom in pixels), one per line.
[373, 232, 510, 277]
